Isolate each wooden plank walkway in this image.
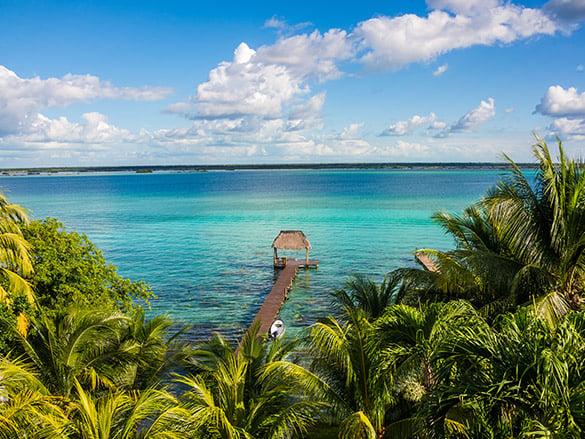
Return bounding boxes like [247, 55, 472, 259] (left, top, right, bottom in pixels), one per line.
[415, 251, 439, 272]
[252, 259, 318, 337]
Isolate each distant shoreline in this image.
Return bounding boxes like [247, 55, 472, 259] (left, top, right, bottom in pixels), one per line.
[0, 162, 539, 176]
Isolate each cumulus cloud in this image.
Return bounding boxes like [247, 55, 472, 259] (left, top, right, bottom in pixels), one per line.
[287, 92, 326, 131]
[339, 123, 363, 140]
[536, 85, 585, 139]
[381, 113, 445, 136]
[535, 85, 585, 117]
[5, 0, 584, 165]
[169, 1, 565, 127]
[192, 42, 304, 119]
[0, 65, 172, 136]
[433, 64, 449, 76]
[2, 112, 134, 148]
[289, 92, 325, 120]
[256, 29, 353, 81]
[157, 1, 573, 162]
[355, 3, 557, 69]
[167, 30, 352, 122]
[448, 98, 496, 133]
[144, 116, 337, 160]
[549, 117, 585, 140]
[382, 101, 495, 140]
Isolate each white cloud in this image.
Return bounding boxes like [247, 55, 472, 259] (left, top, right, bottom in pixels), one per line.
[289, 92, 325, 120]
[0, 65, 172, 136]
[339, 123, 363, 140]
[381, 113, 445, 136]
[256, 29, 353, 81]
[355, 5, 557, 69]
[433, 64, 449, 76]
[287, 92, 326, 131]
[169, 1, 564, 128]
[2, 112, 134, 147]
[577, 64, 584, 72]
[167, 30, 352, 121]
[430, 120, 448, 130]
[159, 1, 569, 163]
[535, 85, 585, 117]
[145, 116, 325, 158]
[505, 107, 515, 113]
[536, 85, 585, 140]
[548, 117, 585, 140]
[449, 98, 496, 132]
[185, 42, 304, 119]
[382, 101, 495, 139]
[4, 0, 583, 165]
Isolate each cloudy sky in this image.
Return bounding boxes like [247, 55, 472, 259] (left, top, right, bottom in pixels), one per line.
[1, 0, 585, 167]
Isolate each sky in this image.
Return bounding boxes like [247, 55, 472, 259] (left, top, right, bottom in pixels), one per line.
[1, 0, 585, 167]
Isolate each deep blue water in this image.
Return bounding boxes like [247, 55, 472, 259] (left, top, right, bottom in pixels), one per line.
[0, 169, 508, 339]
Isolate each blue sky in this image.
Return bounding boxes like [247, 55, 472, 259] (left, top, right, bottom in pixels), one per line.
[1, 0, 584, 166]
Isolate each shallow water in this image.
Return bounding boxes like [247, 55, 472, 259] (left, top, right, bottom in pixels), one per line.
[0, 169, 508, 339]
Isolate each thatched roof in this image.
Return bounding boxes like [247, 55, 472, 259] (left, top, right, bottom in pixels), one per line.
[272, 230, 311, 250]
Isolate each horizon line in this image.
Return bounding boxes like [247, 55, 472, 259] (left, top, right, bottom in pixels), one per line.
[0, 161, 541, 174]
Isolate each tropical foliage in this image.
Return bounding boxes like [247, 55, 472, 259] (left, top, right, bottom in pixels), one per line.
[178, 324, 324, 438]
[0, 192, 34, 342]
[22, 218, 152, 313]
[402, 140, 585, 320]
[332, 273, 401, 321]
[0, 140, 583, 438]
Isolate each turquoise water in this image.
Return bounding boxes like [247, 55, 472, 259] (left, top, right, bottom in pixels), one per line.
[0, 170, 505, 339]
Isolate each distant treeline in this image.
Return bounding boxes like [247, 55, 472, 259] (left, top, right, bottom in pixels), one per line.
[1, 161, 542, 175]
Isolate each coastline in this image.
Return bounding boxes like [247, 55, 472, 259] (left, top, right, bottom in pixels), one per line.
[0, 161, 539, 176]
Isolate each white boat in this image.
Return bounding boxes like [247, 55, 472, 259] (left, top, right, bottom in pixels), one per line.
[269, 319, 285, 339]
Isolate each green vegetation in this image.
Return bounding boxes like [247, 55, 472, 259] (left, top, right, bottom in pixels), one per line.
[0, 192, 34, 342]
[22, 218, 152, 313]
[401, 141, 585, 322]
[0, 139, 583, 438]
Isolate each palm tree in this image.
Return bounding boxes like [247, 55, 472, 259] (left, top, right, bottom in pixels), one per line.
[0, 192, 34, 335]
[422, 308, 585, 437]
[332, 273, 402, 321]
[270, 309, 393, 438]
[0, 357, 68, 438]
[18, 306, 136, 396]
[116, 308, 192, 391]
[376, 301, 480, 391]
[372, 300, 484, 436]
[177, 324, 324, 438]
[400, 205, 525, 313]
[485, 139, 585, 311]
[404, 139, 585, 319]
[70, 381, 189, 438]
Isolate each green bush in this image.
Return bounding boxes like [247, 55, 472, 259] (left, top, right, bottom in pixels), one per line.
[22, 218, 153, 314]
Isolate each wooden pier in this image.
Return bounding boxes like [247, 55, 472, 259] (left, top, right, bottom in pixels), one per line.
[252, 258, 318, 337]
[415, 251, 439, 273]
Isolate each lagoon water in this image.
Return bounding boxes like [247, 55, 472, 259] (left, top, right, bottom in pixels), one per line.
[0, 169, 506, 339]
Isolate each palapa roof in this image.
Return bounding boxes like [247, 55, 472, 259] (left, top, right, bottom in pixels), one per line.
[272, 230, 311, 250]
